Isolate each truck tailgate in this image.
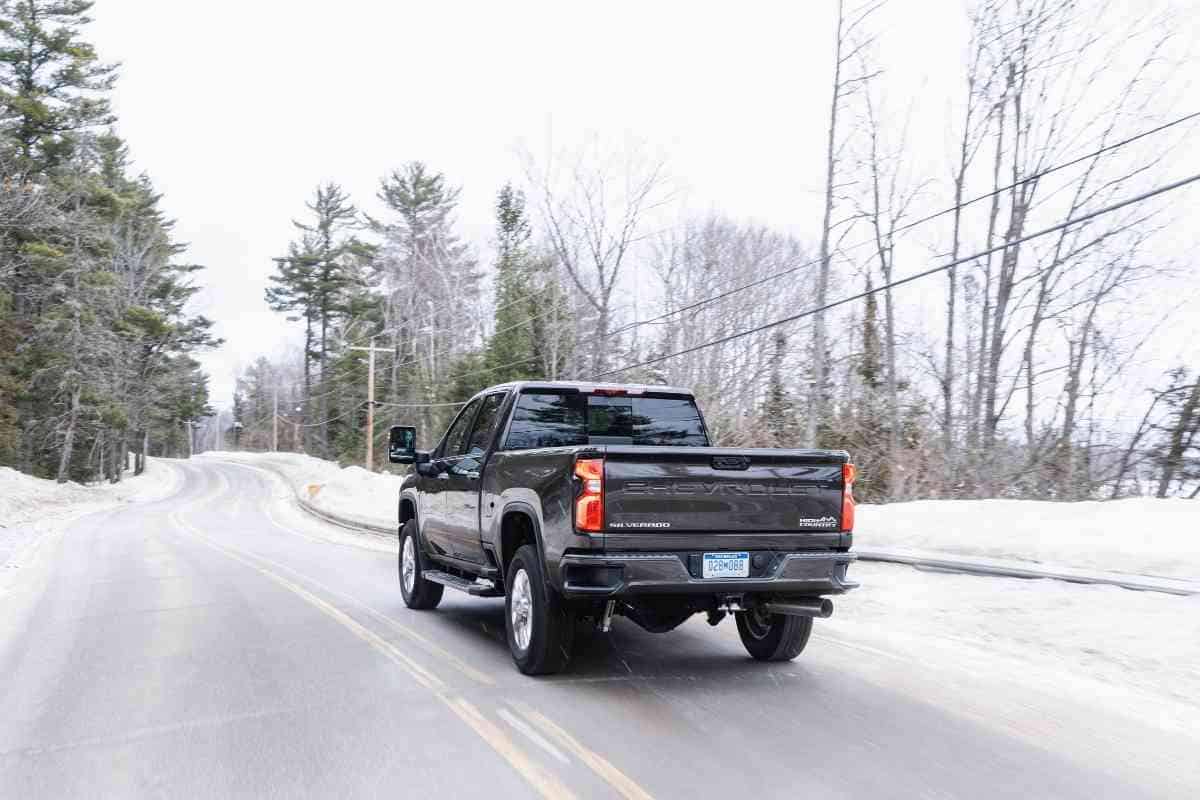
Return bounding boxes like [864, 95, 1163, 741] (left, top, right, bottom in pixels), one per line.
[603, 446, 847, 534]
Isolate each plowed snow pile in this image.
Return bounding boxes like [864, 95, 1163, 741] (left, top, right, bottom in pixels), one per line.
[201, 452, 403, 526]
[856, 498, 1200, 579]
[0, 459, 181, 565]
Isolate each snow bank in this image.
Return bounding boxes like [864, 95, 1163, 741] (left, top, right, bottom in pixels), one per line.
[202, 452, 403, 529]
[829, 561, 1200, 731]
[856, 498, 1200, 579]
[1, 458, 182, 565]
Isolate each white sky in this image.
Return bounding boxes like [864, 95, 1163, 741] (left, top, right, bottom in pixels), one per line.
[89, 0, 1200, 415]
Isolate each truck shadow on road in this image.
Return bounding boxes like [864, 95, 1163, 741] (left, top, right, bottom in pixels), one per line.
[427, 597, 818, 686]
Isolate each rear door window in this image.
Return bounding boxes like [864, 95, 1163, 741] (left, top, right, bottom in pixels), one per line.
[504, 393, 586, 449]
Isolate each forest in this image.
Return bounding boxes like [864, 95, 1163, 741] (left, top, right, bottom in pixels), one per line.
[225, 0, 1198, 502]
[0, 0, 216, 482]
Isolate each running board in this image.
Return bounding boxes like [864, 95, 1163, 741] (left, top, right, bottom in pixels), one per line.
[423, 570, 503, 597]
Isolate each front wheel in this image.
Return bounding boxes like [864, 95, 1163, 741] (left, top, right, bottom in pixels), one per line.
[505, 545, 575, 675]
[735, 607, 812, 661]
[399, 520, 443, 610]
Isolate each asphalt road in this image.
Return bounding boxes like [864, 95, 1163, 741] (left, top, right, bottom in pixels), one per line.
[0, 459, 1194, 799]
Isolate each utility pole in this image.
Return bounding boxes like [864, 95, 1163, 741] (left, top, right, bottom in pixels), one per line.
[273, 385, 279, 452]
[350, 336, 390, 471]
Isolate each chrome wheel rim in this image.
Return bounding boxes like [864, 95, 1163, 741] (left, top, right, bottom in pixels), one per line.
[401, 536, 416, 594]
[510, 569, 533, 651]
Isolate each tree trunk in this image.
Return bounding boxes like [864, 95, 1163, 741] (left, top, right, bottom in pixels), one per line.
[969, 98, 1006, 453]
[55, 386, 81, 483]
[1156, 381, 1200, 497]
[810, 0, 845, 446]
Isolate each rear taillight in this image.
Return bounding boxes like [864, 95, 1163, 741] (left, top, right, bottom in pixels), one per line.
[574, 458, 605, 533]
[841, 463, 856, 532]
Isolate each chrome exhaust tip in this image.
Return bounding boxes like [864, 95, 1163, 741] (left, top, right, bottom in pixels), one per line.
[762, 598, 834, 619]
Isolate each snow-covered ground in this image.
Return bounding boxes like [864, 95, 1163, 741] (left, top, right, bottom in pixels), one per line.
[856, 498, 1200, 579]
[0, 458, 182, 567]
[827, 562, 1200, 732]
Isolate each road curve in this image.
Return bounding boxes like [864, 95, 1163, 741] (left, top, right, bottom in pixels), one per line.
[0, 459, 1193, 799]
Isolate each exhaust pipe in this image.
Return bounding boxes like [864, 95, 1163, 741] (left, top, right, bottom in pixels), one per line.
[762, 598, 834, 619]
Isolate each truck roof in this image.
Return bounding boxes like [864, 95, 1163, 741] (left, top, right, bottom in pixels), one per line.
[482, 380, 695, 396]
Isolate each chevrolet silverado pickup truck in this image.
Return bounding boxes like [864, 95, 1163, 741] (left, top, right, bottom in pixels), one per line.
[388, 381, 858, 675]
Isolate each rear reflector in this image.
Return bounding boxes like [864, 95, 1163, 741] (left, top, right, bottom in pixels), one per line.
[574, 458, 605, 533]
[841, 463, 856, 532]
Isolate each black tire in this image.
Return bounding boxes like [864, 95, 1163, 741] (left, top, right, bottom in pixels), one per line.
[735, 607, 813, 662]
[505, 545, 575, 675]
[399, 519, 443, 610]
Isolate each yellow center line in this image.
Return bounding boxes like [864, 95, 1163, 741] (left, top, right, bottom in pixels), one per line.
[169, 512, 444, 690]
[167, 509, 573, 800]
[516, 704, 656, 800]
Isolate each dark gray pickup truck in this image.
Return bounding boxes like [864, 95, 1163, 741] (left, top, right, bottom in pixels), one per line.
[388, 381, 858, 675]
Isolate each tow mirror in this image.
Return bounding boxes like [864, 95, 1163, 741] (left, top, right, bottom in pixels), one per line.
[388, 425, 417, 464]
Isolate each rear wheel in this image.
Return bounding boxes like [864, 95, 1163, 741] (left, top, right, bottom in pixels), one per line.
[505, 545, 575, 675]
[399, 520, 443, 610]
[735, 606, 812, 661]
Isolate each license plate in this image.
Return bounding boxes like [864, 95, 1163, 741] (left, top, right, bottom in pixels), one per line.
[702, 551, 749, 579]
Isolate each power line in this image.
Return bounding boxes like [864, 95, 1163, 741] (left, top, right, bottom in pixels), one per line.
[338, 272, 571, 351]
[293, 404, 363, 428]
[605, 110, 1200, 342]
[374, 400, 469, 409]
[595, 171, 1200, 380]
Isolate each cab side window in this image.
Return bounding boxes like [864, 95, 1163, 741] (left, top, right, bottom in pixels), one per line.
[454, 393, 506, 475]
[438, 398, 480, 459]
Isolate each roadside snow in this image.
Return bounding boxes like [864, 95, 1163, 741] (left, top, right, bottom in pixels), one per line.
[827, 561, 1200, 732]
[856, 498, 1200, 579]
[201, 451, 403, 529]
[0, 458, 182, 567]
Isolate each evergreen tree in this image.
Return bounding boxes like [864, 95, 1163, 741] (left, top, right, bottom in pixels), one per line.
[485, 183, 536, 383]
[762, 330, 795, 446]
[0, 0, 116, 173]
[371, 162, 479, 436]
[0, 1, 216, 480]
[265, 183, 366, 457]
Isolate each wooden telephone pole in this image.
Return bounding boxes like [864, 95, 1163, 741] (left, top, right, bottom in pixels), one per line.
[349, 337, 390, 471]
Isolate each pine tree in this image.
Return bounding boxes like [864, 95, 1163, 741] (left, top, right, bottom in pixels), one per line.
[485, 183, 536, 383]
[371, 162, 479, 436]
[762, 330, 795, 446]
[0, 0, 116, 173]
[265, 238, 319, 448]
[0, 0, 217, 480]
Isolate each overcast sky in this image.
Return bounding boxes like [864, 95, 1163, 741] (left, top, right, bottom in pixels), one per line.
[89, 1, 1200, 415]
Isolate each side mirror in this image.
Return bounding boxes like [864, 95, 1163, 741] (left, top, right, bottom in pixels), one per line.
[388, 425, 417, 464]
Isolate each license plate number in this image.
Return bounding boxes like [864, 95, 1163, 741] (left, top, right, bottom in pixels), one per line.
[702, 552, 749, 579]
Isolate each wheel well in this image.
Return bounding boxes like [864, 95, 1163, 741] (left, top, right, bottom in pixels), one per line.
[499, 511, 537, 576]
[399, 497, 416, 529]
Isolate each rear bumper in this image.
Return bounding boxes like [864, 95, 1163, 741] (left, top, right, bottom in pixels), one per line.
[558, 550, 858, 599]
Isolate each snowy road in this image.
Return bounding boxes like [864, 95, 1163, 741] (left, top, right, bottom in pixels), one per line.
[1, 459, 1197, 799]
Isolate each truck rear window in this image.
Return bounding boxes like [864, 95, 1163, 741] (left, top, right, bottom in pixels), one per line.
[504, 392, 709, 449]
